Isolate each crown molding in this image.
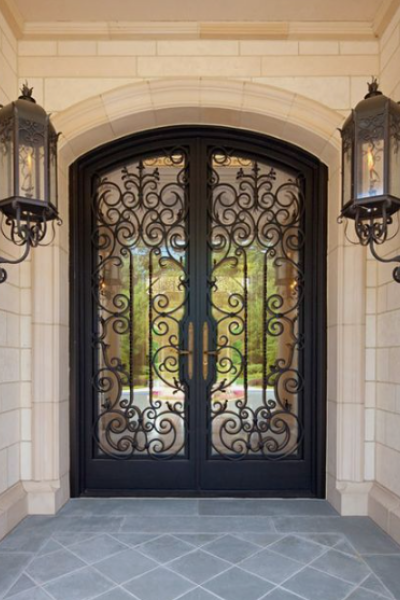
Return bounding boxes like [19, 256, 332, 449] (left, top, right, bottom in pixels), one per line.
[373, 0, 400, 37]
[22, 21, 198, 40]
[18, 20, 377, 41]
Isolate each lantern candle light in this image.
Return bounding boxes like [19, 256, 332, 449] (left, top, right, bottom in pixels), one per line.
[340, 78, 400, 283]
[0, 83, 61, 284]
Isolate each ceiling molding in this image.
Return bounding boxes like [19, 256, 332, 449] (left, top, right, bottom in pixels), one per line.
[0, 0, 23, 38]
[19, 20, 376, 41]
[373, 0, 400, 37]
[22, 21, 199, 40]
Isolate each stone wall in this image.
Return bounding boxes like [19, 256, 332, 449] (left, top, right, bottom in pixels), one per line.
[17, 39, 379, 117]
[368, 3, 400, 544]
[0, 11, 29, 538]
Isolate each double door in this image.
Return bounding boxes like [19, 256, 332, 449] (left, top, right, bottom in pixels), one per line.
[71, 127, 327, 496]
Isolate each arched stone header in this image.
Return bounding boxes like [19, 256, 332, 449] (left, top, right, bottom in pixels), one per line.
[53, 78, 343, 174]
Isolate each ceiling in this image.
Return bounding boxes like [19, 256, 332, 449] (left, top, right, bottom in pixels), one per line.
[5, 0, 394, 23]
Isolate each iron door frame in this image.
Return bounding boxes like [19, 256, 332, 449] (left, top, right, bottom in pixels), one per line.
[70, 125, 328, 498]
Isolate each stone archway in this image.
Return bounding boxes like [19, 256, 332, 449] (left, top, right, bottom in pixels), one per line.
[26, 79, 368, 515]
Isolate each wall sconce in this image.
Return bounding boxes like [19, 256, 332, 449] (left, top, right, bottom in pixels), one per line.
[339, 78, 400, 283]
[0, 83, 60, 284]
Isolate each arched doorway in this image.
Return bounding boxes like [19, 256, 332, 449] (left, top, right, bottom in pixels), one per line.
[70, 125, 327, 497]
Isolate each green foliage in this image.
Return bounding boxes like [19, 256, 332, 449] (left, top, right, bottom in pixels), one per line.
[113, 243, 279, 388]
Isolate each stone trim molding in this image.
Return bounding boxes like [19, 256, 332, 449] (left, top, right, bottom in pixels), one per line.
[53, 78, 343, 168]
[23, 474, 70, 516]
[20, 21, 376, 41]
[369, 483, 400, 545]
[0, 483, 28, 540]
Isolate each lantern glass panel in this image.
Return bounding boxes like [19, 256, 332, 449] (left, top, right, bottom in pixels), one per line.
[18, 118, 45, 202]
[356, 112, 385, 201]
[342, 123, 353, 207]
[48, 133, 58, 212]
[0, 117, 14, 202]
[389, 111, 400, 199]
[357, 138, 384, 200]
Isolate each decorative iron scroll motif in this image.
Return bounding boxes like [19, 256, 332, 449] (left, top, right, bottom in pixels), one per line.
[91, 150, 189, 459]
[208, 149, 305, 459]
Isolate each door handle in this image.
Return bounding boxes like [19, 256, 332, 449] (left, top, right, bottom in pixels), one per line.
[179, 321, 194, 380]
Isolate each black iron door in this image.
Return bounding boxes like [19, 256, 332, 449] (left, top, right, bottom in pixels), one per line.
[70, 127, 327, 497]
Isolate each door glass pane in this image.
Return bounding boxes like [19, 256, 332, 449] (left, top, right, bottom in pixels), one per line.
[208, 151, 304, 459]
[92, 151, 189, 458]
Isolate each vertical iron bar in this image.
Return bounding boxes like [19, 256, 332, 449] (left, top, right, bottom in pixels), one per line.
[148, 249, 153, 406]
[129, 250, 134, 407]
[243, 250, 248, 406]
[262, 250, 268, 407]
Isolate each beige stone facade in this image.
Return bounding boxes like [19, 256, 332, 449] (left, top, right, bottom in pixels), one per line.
[1, 0, 400, 545]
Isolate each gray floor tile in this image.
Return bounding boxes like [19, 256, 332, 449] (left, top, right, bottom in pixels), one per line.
[177, 589, 222, 600]
[274, 516, 342, 534]
[240, 548, 304, 585]
[56, 517, 124, 533]
[43, 566, 114, 600]
[340, 521, 400, 556]
[199, 500, 337, 517]
[4, 574, 36, 598]
[297, 534, 344, 548]
[26, 548, 86, 584]
[312, 548, 370, 585]
[268, 535, 326, 564]
[167, 549, 231, 584]
[360, 573, 394, 598]
[94, 589, 137, 600]
[0, 552, 34, 594]
[333, 540, 359, 556]
[108, 534, 160, 548]
[2, 500, 400, 600]
[137, 534, 195, 563]
[0, 529, 49, 553]
[37, 539, 65, 556]
[62, 499, 198, 517]
[122, 516, 274, 533]
[203, 566, 274, 600]
[282, 567, 354, 600]
[274, 517, 400, 555]
[365, 555, 400, 599]
[70, 534, 128, 564]
[173, 534, 222, 547]
[93, 548, 158, 584]
[16, 516, 59, 534]
[202, 534, 261, 563]
[57, 500, 107, 517]
[346, 588, 388, 600]
[7, 589, 52, 600]
[52, 532, 99, 547]
[235, 533, 284, 547]
[263, 589, 306, 600]
[112, 499, 199, 517]
[123, 566, 195, 600]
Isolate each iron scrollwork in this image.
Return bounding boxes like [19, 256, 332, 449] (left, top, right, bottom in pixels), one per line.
[207, 149, 305, 460]
[92, 150, 190, 459]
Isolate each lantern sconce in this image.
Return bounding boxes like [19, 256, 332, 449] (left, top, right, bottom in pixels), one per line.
[339, 77, 400, 283]
[0, 83, 61, 284]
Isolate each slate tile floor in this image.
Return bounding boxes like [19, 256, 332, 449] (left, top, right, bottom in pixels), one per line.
[0, 500, 400, 600]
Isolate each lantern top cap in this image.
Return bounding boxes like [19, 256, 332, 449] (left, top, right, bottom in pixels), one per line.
[364, 77, 382, 99]
[18, 82, 36, 104]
